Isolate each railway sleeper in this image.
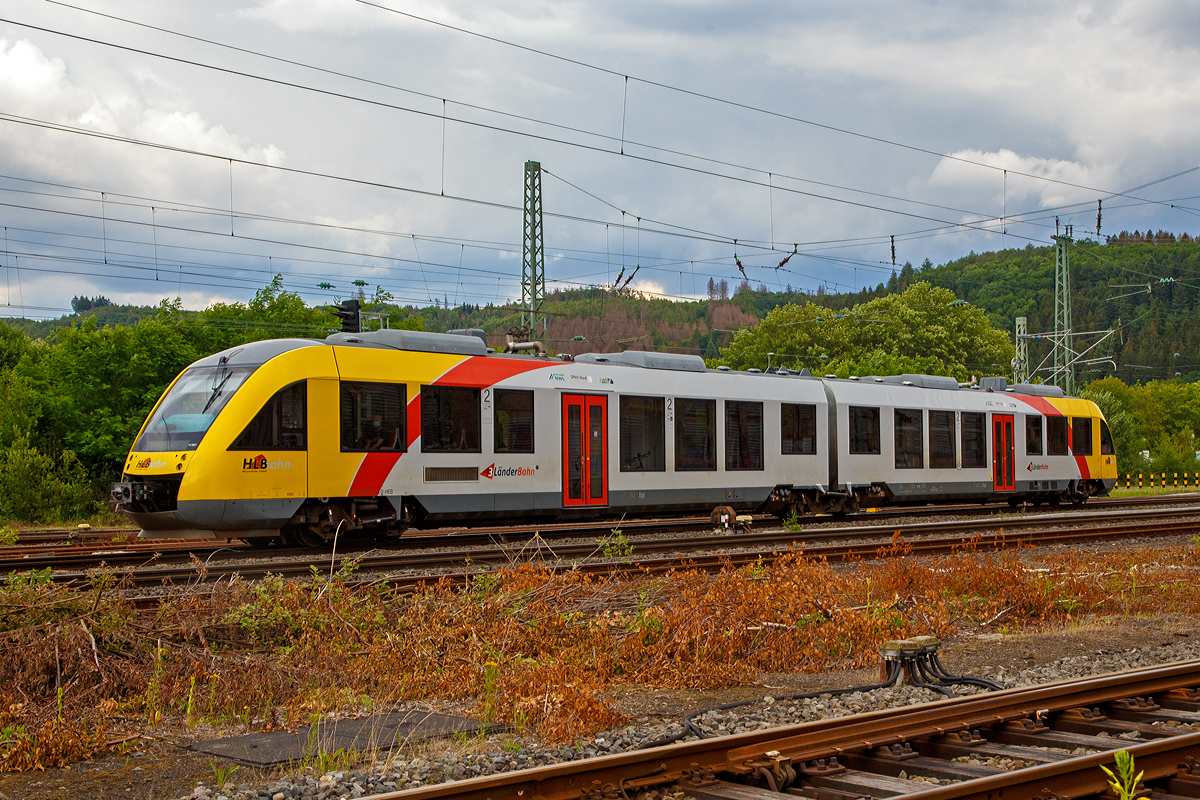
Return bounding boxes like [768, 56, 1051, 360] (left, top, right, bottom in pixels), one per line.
[719, 710, 1183, 800]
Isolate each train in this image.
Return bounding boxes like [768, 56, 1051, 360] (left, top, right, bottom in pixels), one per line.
[110, 327, 1118, 545]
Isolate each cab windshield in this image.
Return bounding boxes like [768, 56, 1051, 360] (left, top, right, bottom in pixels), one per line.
[133, 365, 256, 452]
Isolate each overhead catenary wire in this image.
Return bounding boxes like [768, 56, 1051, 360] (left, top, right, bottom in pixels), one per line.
[4, 12, 1186, 243]
[0, 112, 1191, 300]
[350, 0, 1197, 207]
[1, 12, 1195, 308]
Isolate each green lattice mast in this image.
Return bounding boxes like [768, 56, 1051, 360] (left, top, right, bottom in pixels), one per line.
[521, 161, 546, 343]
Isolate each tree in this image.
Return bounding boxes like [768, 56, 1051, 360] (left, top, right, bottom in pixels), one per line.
[717, 281, 1014, 380]
[718, 279, 729, 301]
[71, 295, 113, 313]
[707, 277, 717, 301]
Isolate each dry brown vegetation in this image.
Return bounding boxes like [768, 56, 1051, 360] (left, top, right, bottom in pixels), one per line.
[2, 539, 1199, 770]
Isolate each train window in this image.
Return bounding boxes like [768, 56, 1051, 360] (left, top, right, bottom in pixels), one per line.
[134, 365, 256, 452]
[848, 406, 880, 454]
[929, 410, 955, 468]
[493, 389, 534, 453]
[961, 412, 987, 468]
[421, 385, 481, 453]
[894, 409, 924, 469]
[1047, 416, 1068, 455]
[781, 403, 817, 455]
[1100, 420, 1115, 455]
[1026, 415, 1043, 456]
[675, 398, 716, 471]
[725, 400, 764, 471]
[340, 381, 405, 452]
[1072, 417, 1093, 456]
[232, 381, 307, 450]
[619, 396, 666, 472]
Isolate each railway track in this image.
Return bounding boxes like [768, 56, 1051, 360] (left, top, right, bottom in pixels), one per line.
[368, 658, 1200, 800]
[45, 504, 1200, 589]
[11, 491, 1200, 548]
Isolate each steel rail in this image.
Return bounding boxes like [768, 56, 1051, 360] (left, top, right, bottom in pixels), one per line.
[54, 512, 1200, 590]
[358, 660, 1200, 800]
[21, 501, 1200, 577]
[12, 490, 1200, 547]
[874, 733, 1200, 800]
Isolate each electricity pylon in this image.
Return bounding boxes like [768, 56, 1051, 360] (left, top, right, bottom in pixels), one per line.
[1052, 228, 1074, 395]
[521, 160, 546, 343]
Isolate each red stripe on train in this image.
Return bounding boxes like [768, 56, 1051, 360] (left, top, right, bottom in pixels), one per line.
[347, 357, 553, 496]
[347, 452, 403, 497]
[434, 356, 555, 386]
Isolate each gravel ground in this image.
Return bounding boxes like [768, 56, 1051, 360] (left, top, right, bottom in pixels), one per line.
[170, 622, 1200, 800]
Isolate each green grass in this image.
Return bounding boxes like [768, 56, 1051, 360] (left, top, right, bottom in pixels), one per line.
[1110, 484, 1200, 497]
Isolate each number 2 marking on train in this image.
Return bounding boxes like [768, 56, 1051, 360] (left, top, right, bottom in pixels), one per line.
[667, 397, 673, 423]
[483, 387, 491, 411]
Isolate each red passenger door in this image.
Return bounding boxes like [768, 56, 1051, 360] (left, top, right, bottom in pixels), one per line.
[992, 414, 1015, 492]
[562, 394, 608, 506]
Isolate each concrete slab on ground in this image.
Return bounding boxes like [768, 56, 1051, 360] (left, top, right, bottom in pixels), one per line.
[191, 710, 497, 767]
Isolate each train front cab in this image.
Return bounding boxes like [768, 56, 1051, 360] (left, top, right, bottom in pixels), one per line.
[115, 341, 327, 540]
[999, 395, 1116, 505]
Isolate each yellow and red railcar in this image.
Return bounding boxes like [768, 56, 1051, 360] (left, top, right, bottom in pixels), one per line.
[112, 329, 1117, 545]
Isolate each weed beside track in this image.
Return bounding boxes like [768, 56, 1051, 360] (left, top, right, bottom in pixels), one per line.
[2, 538, 1200, 772]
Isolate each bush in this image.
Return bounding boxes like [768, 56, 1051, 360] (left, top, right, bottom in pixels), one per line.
[0, 437, 93, 523]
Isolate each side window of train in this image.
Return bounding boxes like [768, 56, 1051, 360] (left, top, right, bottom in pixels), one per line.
[421, 385, 482, 453]
[961, 412, 987, 468]
[675, 398, 717, 471]
[493, 389, 534, 454]
[1026, 415, 1043, 456]
[1046, 416, 1068, 455]
[894, 409, 924, 469]
[781, 403, 817, 455]
[1100, 419, 1115, 455]
[848, 406, 880, 455]
[232, 381, 307, 450]
[1072, 417, 1093, 456]
[339, 381, 406, 452]
[725, 400, 764, 471]
[619, 396, 666, 472]
[929, 410, 955, 468]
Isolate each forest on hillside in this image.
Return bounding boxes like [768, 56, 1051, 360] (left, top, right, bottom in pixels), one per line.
[13, 234, 1198, 378]
[735, 233, 1200, 384]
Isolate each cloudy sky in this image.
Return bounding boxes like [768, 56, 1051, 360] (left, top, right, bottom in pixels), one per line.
[0, 0, 1197, 316]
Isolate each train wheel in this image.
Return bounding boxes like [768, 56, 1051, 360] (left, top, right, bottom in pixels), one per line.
[1007, 497, 1021, 508]
[284, 525, 327, 548]
[243, 536, 276, 549]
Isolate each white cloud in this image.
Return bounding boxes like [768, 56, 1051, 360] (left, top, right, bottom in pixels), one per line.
[629, 279, 667, 297]
[928, 149, 1117, 210]
[135, 110, 286, 164]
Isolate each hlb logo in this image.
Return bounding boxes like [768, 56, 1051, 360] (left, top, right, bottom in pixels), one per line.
[241, 455, 291, 471]
[135, 457, 166, 469]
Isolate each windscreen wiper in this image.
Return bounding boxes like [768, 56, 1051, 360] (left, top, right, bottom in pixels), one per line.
[202, 371, 233, 414]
